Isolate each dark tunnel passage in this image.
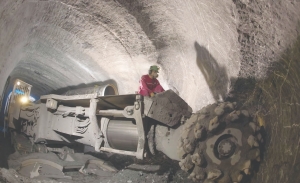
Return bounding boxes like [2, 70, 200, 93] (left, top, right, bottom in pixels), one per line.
[0, 0, 300, 183]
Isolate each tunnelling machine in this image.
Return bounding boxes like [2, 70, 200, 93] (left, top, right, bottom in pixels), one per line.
[5, 79, 263, 182]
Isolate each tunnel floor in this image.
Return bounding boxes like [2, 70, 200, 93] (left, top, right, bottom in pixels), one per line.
[0, 134, 195, 183]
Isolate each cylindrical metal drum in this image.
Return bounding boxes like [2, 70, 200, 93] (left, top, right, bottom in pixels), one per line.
[106, 120, 138, 151]
[98, 84, 118, 96]
[64, 84, 118, 96]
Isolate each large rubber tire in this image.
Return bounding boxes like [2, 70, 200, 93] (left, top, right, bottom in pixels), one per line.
[178, 102, 262, 183]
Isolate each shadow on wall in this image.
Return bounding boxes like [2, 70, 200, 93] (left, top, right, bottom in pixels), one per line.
[194, 42, 230, 102]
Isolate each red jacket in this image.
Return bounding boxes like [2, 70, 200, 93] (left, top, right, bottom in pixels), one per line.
[138, 75, 164, 95]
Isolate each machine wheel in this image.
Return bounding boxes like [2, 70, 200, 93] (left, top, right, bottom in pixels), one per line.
[18, 158, 69, 179]
[178, 102, 263, 183]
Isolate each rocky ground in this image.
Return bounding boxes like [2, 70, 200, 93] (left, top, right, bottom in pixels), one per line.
[0, 139, 195, 183]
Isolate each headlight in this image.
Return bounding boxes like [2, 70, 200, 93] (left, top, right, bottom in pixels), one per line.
[20, 96, 29, 104]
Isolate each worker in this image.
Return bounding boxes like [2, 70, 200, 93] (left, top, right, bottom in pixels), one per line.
[138, 65, 165, 97]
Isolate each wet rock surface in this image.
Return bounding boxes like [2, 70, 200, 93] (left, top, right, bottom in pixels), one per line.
[245, 35, 300, 183]
[218, 2, 300, 182]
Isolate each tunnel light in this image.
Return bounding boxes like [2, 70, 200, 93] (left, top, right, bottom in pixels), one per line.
[17, 81, 20, 85]
[20, 96, 29, 104]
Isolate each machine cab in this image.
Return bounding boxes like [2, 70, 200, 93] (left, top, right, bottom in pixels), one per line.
[6, 79, 32, 129]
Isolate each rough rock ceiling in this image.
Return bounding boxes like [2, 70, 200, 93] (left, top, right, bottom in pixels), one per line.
[0, 0, 243, 111]
[0, 0, 299, 112]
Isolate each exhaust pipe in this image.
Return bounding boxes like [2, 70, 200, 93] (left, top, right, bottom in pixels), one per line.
[64, 84, 118, 96]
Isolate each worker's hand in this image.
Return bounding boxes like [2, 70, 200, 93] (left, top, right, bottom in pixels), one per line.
[150, 92, 155, 97]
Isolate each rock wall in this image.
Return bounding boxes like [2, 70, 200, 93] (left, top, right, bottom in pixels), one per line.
[0, 0, 243, 111]
[0, 1, 299, 109]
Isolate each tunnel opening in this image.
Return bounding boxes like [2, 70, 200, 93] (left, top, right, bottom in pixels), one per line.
[103, 84, 118, 96]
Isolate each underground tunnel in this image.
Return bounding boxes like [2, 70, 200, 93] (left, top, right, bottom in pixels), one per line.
[0, 0, 300, 183]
